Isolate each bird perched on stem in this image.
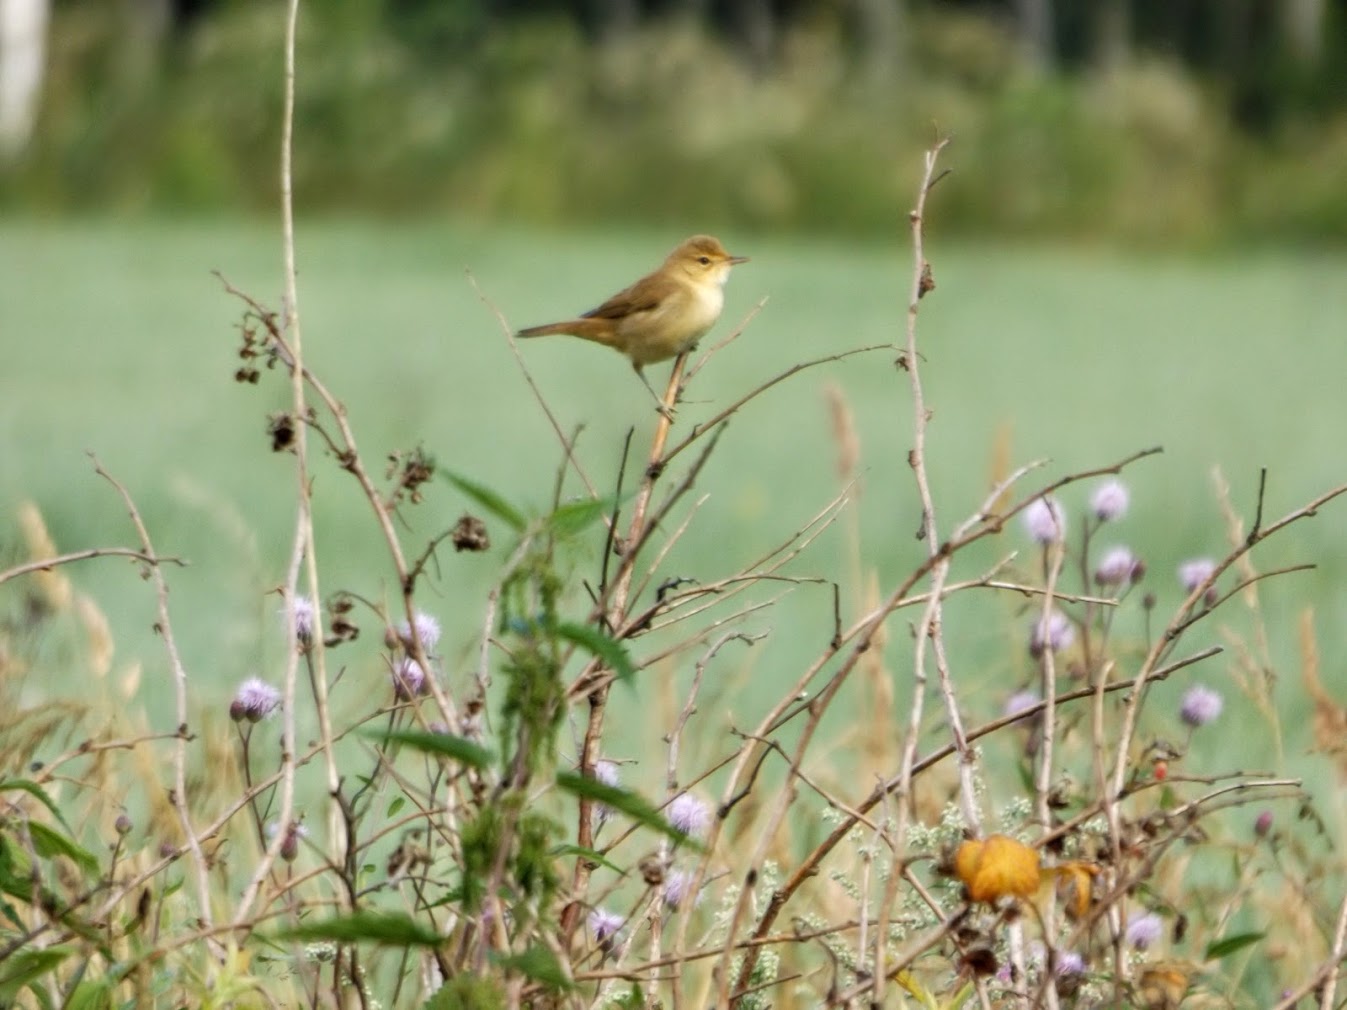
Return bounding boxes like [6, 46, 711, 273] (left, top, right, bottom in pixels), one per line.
[517, 235, 749, 414]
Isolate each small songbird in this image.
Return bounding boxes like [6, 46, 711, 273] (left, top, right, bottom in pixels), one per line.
[517, 235, 749, 411]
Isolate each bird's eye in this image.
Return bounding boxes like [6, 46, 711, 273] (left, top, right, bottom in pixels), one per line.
[698, 256, 711, 265]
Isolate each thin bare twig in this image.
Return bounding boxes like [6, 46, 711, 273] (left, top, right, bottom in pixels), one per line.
[90, 456, 213, 934]
[0, 548, 185, 586]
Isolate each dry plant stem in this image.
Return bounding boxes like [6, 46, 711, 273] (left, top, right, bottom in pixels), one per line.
[216, 275, 459, 734]
[90, 457, 213, 932]
[234, 0, 311, 933]
[661, 345, 889, 467]
[1317, 889, 1347, 1010]
[711, 144, 953, 1009]
[1107, 481, 1347, 812]
[1029, 541, 1066, 1008]
[1269, 887, 1347, 1010]
[0, 548, 185, 586]
[875, 138, 966, 1005]
[564, 353, 687, 941]
[576, 921, 862, 981]
[740, 651, 1216, 980]
[470, 272, 600, 500]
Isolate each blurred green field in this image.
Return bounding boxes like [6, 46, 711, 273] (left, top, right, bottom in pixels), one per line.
[2, 220, 1346, 809]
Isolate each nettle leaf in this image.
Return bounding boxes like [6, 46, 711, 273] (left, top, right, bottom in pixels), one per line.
[544, 494, 624, 539]
[490, 944, 573, 991]
[1204, 931, 1264, 960]
[554, 772, 699, 849]
[364, 728, 493, 770]
[0, 947, 72, 1002]
[275, 911, 442, 947]
[551, 621, 636, 686]
[27, 822, 99, 876]
[442, 470, 526, 532]
[0, 780, 73, 833]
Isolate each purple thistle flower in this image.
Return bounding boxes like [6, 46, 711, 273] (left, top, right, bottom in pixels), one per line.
[284, 596, 317, 643]
[588, 907, 622, 943]
[1180, 684, 1223, 727]
[391, 658, 429, 700]
[663, 868, 699, 909]
[592, 759, 620, 827]
[1023, 496, 1067, 544]
[1126, 912, 1164, 950]
[1255, 810, 1274, 838]
[1095, 546, 1143, 586]
[1004, 690, 1040, 718]
[1091, 480, 1130, 522]
[398, 611, 442, 652]
[231, 677, 281, 722]
[1029, 610, 1075, 657]
[593, 759, 620, 787]
[667, 793, 711, 839]
[1055, 950, 1085, 976]
[1178, 558, 1217, 593]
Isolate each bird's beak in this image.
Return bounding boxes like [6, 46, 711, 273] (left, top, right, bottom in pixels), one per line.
[728, 255, 750, 265]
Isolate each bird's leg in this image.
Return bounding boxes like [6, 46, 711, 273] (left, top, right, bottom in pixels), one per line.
[633, 364, 676, 422]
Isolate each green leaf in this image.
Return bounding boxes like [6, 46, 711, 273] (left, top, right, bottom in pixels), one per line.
[274, 911, 442, 947]
[550, 843, 622, 873]
[441, 470, 526, 532]
[0, 780, 74, 833]
[363, 728, 493, 769]
[551, 621, 636, 686]
[0, 947, 71, 1002]
[554, 772, 700, 848]
[544, 496, 616, 539]
[490, 944, 573, 991]
[1204, 931, 1264, 960]
[27, 822, 99, 875]
[64, 979, 114, 1010]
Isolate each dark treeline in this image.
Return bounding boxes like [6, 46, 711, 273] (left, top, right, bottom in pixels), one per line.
[156, 0, 1345, 132]
[11, 0, 1346, 238]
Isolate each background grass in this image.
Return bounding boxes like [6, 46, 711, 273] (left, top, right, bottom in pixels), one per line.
[3, 221, 1345, 819]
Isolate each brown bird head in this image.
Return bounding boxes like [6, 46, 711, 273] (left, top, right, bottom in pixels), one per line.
[664, 235, 749, 287]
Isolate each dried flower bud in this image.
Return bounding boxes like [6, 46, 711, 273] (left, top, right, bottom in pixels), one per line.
[452, 514, 490, 552]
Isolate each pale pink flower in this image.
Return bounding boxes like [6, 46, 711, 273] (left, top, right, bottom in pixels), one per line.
[1023, 496, 1067, 544]
[1091, 479, 1130, 521]
[231, 677, 281, 722]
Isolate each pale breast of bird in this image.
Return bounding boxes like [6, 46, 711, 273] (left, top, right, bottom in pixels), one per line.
[619, 281, 726, 366]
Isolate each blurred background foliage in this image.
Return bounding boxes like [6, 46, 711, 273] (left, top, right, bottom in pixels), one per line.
[4, 0, 1347, 242]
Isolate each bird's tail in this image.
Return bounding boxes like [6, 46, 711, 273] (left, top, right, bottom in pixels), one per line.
[516, 319, 621, 349]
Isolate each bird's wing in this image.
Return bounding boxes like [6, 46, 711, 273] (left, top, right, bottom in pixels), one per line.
[582, 272, 672, 321]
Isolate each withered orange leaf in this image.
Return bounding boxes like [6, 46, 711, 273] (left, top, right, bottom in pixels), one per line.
[954, 834, 1041, 903]
[1049, 860, 1100, 920]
